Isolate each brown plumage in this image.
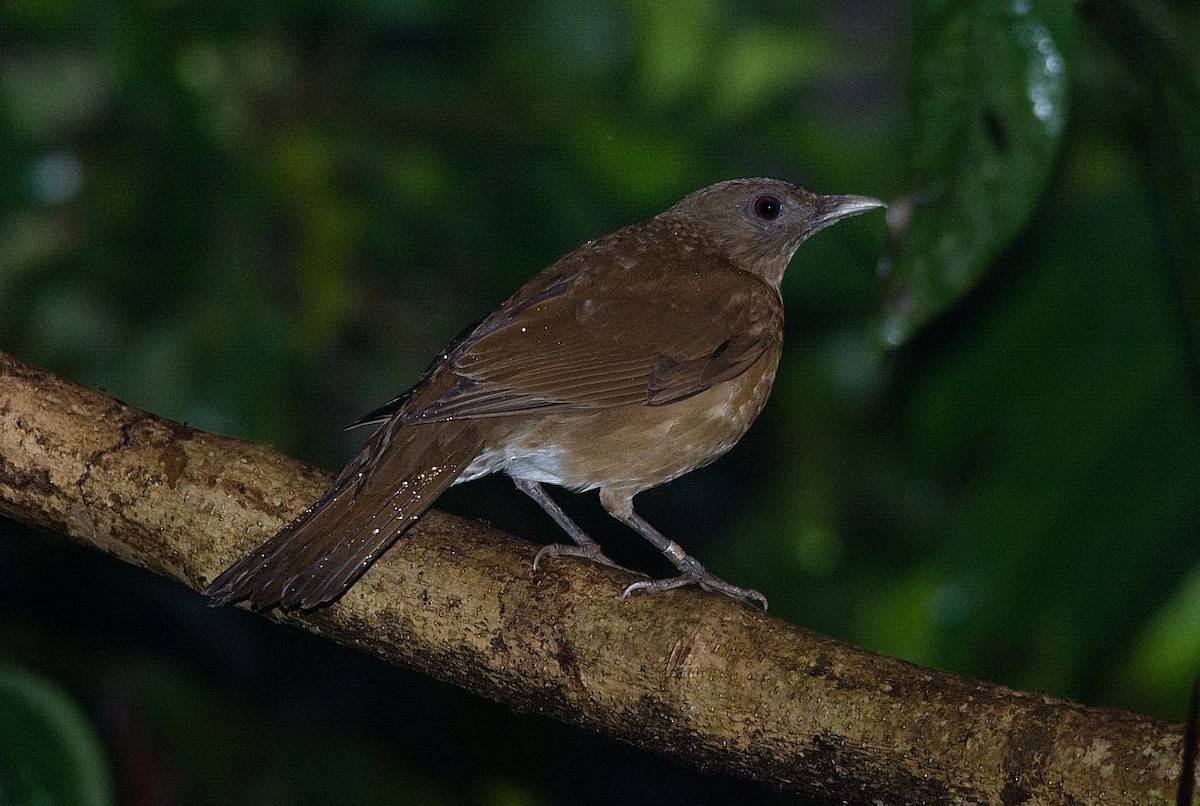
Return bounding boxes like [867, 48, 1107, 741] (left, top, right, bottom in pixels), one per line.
[205, 178, 884, 611]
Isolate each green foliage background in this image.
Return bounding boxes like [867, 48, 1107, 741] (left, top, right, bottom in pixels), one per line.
[1, 0, 1198, 802]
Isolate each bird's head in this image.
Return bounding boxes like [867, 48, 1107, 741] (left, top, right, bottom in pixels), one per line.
[663, 178, 885, 287]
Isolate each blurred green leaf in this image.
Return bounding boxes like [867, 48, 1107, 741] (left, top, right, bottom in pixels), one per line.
[0, 667, 113, 806]
[1081, 0, 1200, 401]
[904, 168, 1200, 694]
[879, 0, 1073, 347]
[0, 50, 114, 138]
[1115, 568, 1200, 717]
[710, 27, 828, 118]
[631, 0, 718, 105]
[572, 121, 691, 204]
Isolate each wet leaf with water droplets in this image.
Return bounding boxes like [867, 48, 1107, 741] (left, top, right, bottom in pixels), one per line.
[877, 0, 1074, 347]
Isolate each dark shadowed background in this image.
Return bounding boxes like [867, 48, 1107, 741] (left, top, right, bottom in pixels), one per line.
[1, 0, 1198, 803]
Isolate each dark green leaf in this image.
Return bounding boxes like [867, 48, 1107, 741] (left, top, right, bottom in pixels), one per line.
[0, 667, 113, 806]
[879, 0, 1074, 347]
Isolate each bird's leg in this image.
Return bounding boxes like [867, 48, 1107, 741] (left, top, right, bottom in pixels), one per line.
[513, 478, 645, 577]
[601, 493, 768, 610]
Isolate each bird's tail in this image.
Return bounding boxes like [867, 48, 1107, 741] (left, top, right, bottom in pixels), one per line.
[205, 420, 484, 611]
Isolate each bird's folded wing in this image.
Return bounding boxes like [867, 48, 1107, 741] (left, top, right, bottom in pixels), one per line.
[398, 261, 782, 421]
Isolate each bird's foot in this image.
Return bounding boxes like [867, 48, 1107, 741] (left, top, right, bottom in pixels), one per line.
[533, 542, 648, 578]
[621, 565, 768, 611]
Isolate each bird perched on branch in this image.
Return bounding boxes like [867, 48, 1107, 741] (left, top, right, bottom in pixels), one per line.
[205, 178, 884, 612]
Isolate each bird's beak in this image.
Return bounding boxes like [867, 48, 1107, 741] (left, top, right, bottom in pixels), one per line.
[812, 194, 887, 233]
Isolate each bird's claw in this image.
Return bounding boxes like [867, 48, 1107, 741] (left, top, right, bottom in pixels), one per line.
[533, 543, 647, 578]
[534, 542, 767, 610]
[621, 571, 768, 611]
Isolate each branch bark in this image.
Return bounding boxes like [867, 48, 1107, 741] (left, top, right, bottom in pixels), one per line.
[0, 350, 1185, 804]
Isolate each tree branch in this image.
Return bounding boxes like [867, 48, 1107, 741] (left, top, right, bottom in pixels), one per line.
[0, 350, 1185, 804]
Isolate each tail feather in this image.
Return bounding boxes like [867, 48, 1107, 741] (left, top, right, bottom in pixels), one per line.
[205, 421, 484, 610]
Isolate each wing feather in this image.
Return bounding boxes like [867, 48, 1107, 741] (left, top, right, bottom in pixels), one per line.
[396, 226, 783, 422]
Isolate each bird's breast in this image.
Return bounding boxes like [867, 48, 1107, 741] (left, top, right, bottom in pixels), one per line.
[473, 342, 783, 496]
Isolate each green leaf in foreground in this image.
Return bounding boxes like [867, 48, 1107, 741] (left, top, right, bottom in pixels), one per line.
[879, 0, 1073, 347]
[0, 667, 113, 806]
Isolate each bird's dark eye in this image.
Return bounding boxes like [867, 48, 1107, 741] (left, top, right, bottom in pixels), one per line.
[752, 194, 782, 221]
